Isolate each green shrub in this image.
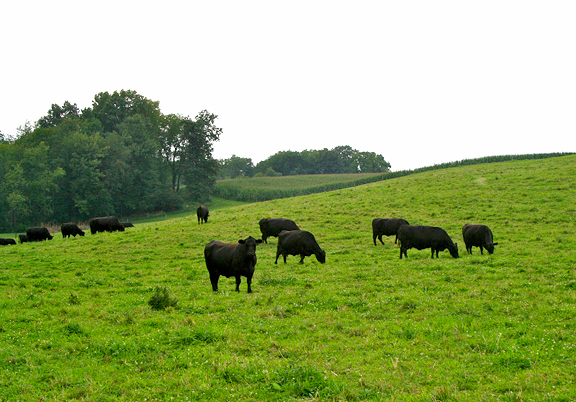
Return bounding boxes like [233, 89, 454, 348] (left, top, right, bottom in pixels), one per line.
[147, 287, 178, 310]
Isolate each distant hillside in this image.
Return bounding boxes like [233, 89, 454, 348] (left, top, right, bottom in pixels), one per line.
[214, 152, 573, 202]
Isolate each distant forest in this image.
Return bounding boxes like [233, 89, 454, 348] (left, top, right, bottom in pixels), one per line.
[218, 146, 391, 179]
[0, 90, 221, 232]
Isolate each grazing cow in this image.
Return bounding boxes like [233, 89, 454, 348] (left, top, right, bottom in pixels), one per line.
[121, 222, 134, 228]
[25, 227, 54, 242]
[204, 236, 263, 293]
[372, 218, 410, 245]
[397, 225, 459, 259]
[462, 223, 498, 255]
[275, 230, 326, 264]
[0, 238, 17, 246]
[197, 206, 209, 224]
[61, 223, 85, 238]
[88, 216, 125, 235]
[259, 218, 300, 244]
[18, 234, 28, 243]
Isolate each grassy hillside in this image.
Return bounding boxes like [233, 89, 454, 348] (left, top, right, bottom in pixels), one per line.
[214, 153, 573, 202]
[1, 155, 575, 401]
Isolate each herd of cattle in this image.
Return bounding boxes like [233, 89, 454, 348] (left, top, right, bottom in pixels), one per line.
[0, 216, 133, 245]
[202, 207, 497, 294]
[1, 206, 498, 294]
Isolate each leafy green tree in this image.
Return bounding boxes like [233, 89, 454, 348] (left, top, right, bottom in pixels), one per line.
[179, 111, 222, 202]
[4, 143, 65, 227]
[116, 115, 167, 214]
[2, 164, 31, 231]
[218, 155, 254, 179]
[54, 132, 113, 220]
[91, 90, 161, 134]
[36, 101, 80, 128]
[353, 151, 391, 173]
[159, 113, 187, 192]
[159, 110, 222, 201]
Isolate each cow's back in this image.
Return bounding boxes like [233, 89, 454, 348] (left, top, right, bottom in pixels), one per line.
[398, 225, 438, 248]
[462, 224, 492, 243]
[278, 230, 324, 259]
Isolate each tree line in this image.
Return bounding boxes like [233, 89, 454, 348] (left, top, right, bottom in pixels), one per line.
[0, 90, 221, 232]
[218, 146, 391, 179]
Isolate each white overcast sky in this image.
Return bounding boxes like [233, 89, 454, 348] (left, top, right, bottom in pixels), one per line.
[1, 1, 575, 171]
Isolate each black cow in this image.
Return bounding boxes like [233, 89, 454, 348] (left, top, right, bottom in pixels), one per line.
[275, 230, 326, 264]
[88, 216, 125, 235]
[204, 236, 263, 293]
[397, 225, 459, 259]
[121, 222, 134, 228]
[25, 227, 54, 242]
[259, 218, 300, 244]
[372, 218, 410, 245]
[61, 223, 85, 238]
[18, 234, 28, 243]
[462, 223, 498, 255]
[197, 206, 209, 224]
[0, 238, 16, 246]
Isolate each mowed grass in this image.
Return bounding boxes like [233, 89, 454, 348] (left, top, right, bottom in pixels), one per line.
[1, 155, 576, 401]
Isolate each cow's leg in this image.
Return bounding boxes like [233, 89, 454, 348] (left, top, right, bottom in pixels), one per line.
[394, 235, 398, 244]
[378, 235, 385, 245]
[431, 248, 436, 258]
[299, 255, 305, 264]
[246, 274, 253, 293]
[274, 249, 280, 264]
[480, 246, 484, 255]
[262, 235, 268, 244]
[235, 276, 242, 292]
[209, 273, 219, 292]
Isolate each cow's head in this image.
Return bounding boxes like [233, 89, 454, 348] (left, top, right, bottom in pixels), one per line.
[448, 242, 459, 258]
[485, 242, 499, 254]
[238, 236, 263, 257]
[316, 249, 326, 264]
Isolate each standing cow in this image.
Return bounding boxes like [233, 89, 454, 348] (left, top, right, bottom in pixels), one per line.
[18, 234, 28, 243]
[197, 206, 209, 224]
[61, 223, 85, 238]
[88, 216, 125, 235]
[259, 218, 300, 244]
[204, 236, 263, 293]
[397, 225, 459, 259]
[0, 238, 17, 246]
[275, 230, 326, 264]
[372, 218, 410, 245]
[25, 227, 54, 242]
[462, 223, 498, 255]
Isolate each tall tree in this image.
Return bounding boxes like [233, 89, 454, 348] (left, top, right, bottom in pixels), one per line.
[159, 110, 222, 201]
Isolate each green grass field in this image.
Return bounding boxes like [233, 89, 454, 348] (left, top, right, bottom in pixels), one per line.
[214, 172, 384, 202]
[1, 155, 575, 401]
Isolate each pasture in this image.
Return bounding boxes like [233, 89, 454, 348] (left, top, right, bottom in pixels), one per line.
[1, 155, 575, 401]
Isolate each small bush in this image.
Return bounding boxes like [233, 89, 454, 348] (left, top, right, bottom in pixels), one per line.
[148, 287, 178, 311]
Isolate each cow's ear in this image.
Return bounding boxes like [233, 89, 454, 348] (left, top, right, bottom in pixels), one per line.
[492, 242, 499, 246]
[238, 239, 246, 244]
